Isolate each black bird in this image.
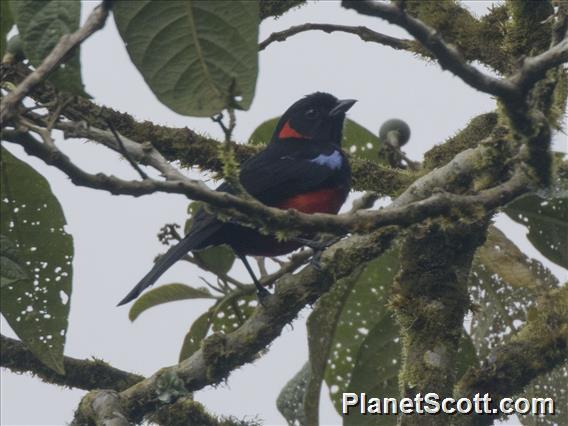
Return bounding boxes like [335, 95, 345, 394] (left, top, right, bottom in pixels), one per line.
[118, 92, 355, 305]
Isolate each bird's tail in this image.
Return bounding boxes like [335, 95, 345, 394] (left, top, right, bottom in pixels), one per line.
[117, 234, 198, 306]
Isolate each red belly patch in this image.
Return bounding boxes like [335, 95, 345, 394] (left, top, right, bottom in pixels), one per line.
[277, 187, 345, 214]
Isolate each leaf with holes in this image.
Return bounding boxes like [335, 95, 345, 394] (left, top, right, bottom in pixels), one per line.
[302, 247, 399, 424]
[277, 361, 311, 426]
[344, 313, 400, 426]
[9, 0, 87, 95]
[113, 0, 259, 116]
[504, 158, 567, 268]
[518, 364, 567, 426]
[129, 283, 214, 321]
[469, 226, 563, 425]
[249, 117, 381, 162]
[504, 194, 567, 269]
[0, 147, 73, 375]
[210, 291, 257, 334]
[470, 226, 560, 360]
[179, 311, 211, 362]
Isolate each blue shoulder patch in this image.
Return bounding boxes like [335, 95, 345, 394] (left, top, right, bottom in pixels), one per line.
[309, 150, 343, 170]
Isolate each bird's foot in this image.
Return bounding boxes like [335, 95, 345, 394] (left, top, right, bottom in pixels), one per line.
[295, 236, 342, 271]
[255, 281, 273, 306]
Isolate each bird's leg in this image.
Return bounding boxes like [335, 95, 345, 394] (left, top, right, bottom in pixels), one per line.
[293, 236, 342, 270]
[238, 254, 272, 302]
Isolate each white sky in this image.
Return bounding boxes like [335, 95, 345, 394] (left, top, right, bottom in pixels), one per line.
[1, 1, 566, 425]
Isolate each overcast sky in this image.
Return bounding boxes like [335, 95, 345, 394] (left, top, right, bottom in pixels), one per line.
[1, 1, 566, 425]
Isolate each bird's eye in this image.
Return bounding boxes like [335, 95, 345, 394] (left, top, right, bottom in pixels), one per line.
[305, 108, 318, 119]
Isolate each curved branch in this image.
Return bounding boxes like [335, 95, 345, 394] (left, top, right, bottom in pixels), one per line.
[259, 22, 415, 51]
[1, 129, 530, 239]
[342, 0, 519, 101]
[342, 1, 567, 102]
[1, 334, 144, 392]
[1, 62, 411, 195]
[101, 227, 398, 423]
[0, 3, 110, 124]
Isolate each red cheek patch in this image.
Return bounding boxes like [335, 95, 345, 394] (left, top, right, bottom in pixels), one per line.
[278, 120, 310, 140]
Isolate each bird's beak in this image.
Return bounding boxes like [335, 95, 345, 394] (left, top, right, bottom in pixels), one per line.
[329, 99, 357, 117]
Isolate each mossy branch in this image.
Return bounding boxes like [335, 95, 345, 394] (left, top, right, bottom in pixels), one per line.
[1, 334, 144, 392]
[73, 227, 399, 424]
[0, 62, 410, 196]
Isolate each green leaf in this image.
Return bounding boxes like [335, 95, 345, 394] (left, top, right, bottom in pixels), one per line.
[113, 0, 259, 117]
[210, 291, 257, 334]
[342, 119, 383, 162]
[470, 226, 563, 425]
[518, 364, 567, 426]
[248, 117, 382, 161]
[0, 234, 29, 287]
[9, 0, 87, 95]
[470, 226, 560, 360]
[179, 311, 211, 362]
[303, 247, 400, 424]
[194, 245, 235, 276]
[1, 0, 14, 57]
[185, 201, 236, 276]
[344, 314, 401, 426]
[476, 226, 548, 291]
[504, 194, 567, 268]
[277, 361, 311, 426]
[248, 117, 279, 145]
[0, 147, 73, 375]
[128, 283, 214, 321]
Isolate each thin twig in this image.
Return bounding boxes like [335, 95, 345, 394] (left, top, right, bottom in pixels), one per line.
[259, 22, 415, 51]
[0, 3, 109, 124]
[105, 119, 150, 180]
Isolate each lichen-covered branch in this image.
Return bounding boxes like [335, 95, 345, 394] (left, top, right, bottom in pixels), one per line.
[1, 62, 410, 196]
[72, 390, 130, 426]
[1, 334, 143, 392]
[342, 0, 519, 101]
[1, 129, 530, 239]
[455, 287, 568, 426]
[0, 3, 109, 124]
[342, 0, 568, 106]
[75, 227, 399, 423]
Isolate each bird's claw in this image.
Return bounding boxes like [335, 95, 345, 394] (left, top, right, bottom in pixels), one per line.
[256, 286, 272, 306]
[310, 252, 323, 271]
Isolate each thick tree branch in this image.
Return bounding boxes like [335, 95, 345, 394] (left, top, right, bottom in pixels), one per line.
[0, 62, 412, 196]
[76, 227, 399, 424]
[342, 0, 519, 101]
[0, 3, 109, 124]
[73, 390, 130, 426]
[1, 129, 530, 240]
[342, 0, 568, 104]
[259, 22, 415, 51]
[511, 36, 568, 95]
[1, 334, 143, 392]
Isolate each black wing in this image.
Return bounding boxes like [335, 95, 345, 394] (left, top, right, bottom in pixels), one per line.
[118, 142, 349, 305]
